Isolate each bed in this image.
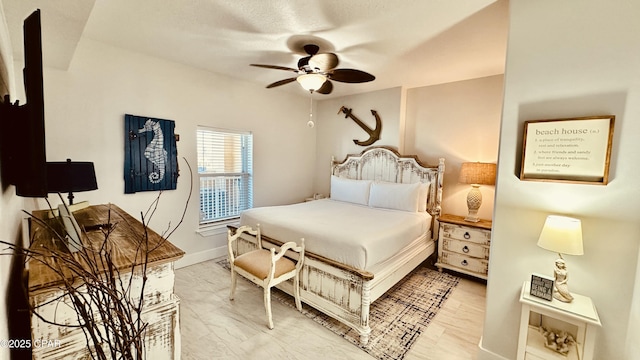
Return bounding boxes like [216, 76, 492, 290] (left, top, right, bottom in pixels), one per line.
[229, 146, 445, 345]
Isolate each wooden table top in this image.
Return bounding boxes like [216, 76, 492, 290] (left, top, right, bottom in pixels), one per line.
[28, 204, 185, 292]
[438, 213, 492, 230]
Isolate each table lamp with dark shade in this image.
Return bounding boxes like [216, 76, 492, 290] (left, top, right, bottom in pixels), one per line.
[47, 158, 98, 205]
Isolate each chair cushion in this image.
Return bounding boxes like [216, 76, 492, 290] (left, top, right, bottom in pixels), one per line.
[234, 249, 296, 280]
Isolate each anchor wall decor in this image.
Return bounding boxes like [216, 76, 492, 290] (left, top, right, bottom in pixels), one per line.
[338, 106, 382, 146]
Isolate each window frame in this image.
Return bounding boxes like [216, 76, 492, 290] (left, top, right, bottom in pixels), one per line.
[196, 126, 253, 230]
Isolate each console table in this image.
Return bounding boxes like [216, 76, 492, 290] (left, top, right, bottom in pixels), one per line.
[27, 203, 184, 360]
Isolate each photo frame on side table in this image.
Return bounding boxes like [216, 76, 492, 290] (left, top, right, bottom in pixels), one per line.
[520, 115, 615, 184]
[530, 273, 554, 301]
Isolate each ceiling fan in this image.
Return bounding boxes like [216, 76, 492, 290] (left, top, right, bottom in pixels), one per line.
[250, 44, 375, 95]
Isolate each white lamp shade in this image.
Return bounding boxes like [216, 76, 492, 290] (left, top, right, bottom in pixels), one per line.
[296, 73, 327, 91]
[537, 215, 584, 255]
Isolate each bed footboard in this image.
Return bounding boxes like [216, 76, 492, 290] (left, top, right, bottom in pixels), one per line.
[231, 229, 373, 343]
[229, 227, 435, 345]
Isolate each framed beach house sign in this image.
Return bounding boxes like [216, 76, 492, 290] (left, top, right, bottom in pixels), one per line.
[124, 114, 179, 193]
[520, 115, 615, 185]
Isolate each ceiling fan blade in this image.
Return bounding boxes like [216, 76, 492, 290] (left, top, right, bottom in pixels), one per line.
[329, 69, 375, 83]
[250, 64, 298, 73]
[266, 77, 297, 88]
[316, 80, 333, 94]
[309, 53, 339, 71]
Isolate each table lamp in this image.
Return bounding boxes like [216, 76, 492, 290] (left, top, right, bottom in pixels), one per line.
[458, 162, 496, 222]
[46, 158, 98, 205]
[537, 215, 584, 303]
[46, 158, 98, 252]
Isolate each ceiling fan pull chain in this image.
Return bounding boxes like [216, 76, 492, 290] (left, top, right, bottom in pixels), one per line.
[308, 92, 315, 128]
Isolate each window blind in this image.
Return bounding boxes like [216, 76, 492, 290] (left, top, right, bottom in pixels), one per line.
[197, 127, 253, 224]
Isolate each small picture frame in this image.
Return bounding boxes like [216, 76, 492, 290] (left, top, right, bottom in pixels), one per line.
[530, 273, 554, 301]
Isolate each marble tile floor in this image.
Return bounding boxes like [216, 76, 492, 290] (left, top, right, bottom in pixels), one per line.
[175, 259, 486, 360]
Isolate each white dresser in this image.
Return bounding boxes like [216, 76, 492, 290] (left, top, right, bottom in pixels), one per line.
[435, 214, 491, 280]
[27, 204, 184, 360]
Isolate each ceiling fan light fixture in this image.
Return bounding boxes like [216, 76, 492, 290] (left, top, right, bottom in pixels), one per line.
[252, 42, 374, 94]
[296, 73, 327, 91]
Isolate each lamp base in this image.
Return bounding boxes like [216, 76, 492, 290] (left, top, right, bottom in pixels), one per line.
[58, 203, 83, 253]
[552, 257, 574, 303]
[465, 185, 482, 222]
[464, 212, 480, 223]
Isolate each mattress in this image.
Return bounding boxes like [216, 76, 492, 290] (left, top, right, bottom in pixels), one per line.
[239, 199, 432, 271]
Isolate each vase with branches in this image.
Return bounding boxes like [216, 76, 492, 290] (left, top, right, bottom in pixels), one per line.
[1, 163, 190, 360]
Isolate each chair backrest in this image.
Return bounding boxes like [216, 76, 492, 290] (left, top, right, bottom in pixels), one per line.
[265, 239, 304, 286]
[272, 239, 305, 270]
[227, 225, 261, 263]
[228, 225, 305, 282]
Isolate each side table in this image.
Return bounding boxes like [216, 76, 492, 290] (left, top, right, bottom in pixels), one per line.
[435, 214, 491, 280]
[517, 281, 601, 360]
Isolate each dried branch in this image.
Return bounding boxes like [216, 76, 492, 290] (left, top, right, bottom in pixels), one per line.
[1, 158, 192, 360]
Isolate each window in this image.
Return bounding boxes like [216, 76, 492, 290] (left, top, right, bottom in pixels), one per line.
[197, 127, 253, 225]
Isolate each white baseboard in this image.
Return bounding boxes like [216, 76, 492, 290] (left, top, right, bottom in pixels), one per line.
[174, 246, 227, 269]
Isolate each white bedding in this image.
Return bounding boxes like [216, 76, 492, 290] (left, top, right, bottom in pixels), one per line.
[239, 199, 432, 271]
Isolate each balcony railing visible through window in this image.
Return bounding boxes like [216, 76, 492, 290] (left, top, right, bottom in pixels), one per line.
[199, 174, 250, 223]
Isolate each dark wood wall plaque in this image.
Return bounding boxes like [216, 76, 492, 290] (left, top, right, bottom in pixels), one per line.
[124, 114, 178, 193]
[520, 115, 614, 184]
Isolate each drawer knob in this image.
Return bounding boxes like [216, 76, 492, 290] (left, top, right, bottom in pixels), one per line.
[464, 232, 471, 239]
[462, 245, 470, 253]
[461, 260, 468, 266]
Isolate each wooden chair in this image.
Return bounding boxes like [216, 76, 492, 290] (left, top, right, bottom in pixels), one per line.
[227, 225, 305, 329]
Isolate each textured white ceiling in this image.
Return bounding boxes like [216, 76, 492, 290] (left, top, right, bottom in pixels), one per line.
[3, 0, 94, 70]
[2, 0, 509, 99]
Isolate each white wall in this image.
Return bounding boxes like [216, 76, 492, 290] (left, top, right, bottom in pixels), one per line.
[20, 38, 316, 267]
[313, 87, 403, 194]
[629, 254, 640, 358]
[405, 75, 502, 220]
[312, 77, 503, 221]
[480, 1, 640, 359]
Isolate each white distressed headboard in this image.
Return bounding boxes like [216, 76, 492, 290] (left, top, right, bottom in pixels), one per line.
[331, 146, 445, 218]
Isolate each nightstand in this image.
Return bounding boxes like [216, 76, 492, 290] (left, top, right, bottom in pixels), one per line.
[517, 282, 601, 360]
[435, 214, 491, 280]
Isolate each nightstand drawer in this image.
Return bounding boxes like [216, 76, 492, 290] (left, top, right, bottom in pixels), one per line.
[440, 223, 490, 245]
[442, 238, 489, 260]
[440, 251, 488, 275]
[436, 214, 491, 280]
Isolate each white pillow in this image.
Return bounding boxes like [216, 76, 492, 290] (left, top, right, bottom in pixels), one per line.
[418, 182, 430, 212]
[330, 176, 372, 205]
[369, 182, 421, 212]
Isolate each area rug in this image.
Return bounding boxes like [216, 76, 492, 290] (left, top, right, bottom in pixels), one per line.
[217, 258, 459, 360]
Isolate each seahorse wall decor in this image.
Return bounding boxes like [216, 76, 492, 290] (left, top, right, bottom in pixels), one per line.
[337, 106, 382, 146]
[138, 119, 167, 183]
[124, 114, 178, 194]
